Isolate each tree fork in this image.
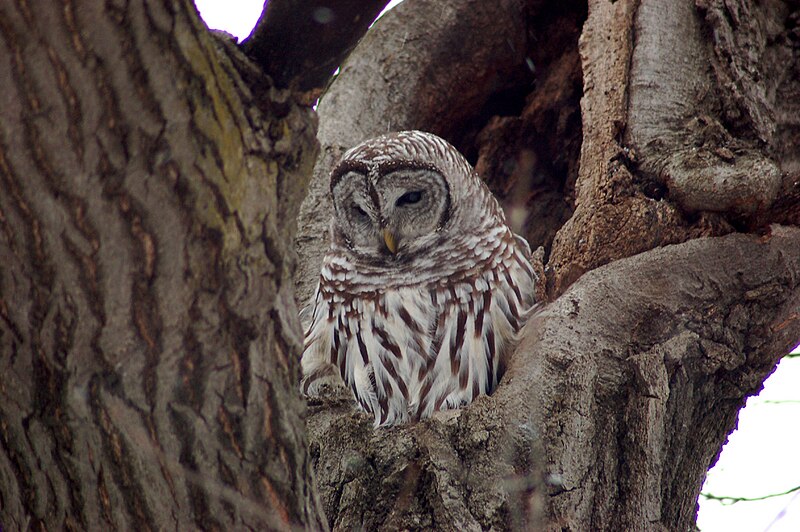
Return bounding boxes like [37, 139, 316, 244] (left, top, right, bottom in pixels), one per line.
[296, 0, 800, 529]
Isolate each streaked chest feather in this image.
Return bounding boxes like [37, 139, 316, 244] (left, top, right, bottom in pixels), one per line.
[301, 243, 536, 426]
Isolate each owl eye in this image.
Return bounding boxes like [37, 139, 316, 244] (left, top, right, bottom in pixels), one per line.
[396, 190, 423, 207]
[352, 204, 368, 219]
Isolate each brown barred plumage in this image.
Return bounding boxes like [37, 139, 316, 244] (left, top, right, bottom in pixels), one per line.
[301, 131, 537, 427]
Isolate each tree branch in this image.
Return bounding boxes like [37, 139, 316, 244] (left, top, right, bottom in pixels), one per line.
[242, 0, 391, 92]
[307, 226, 800, 529]
[627, 0, 784, 214]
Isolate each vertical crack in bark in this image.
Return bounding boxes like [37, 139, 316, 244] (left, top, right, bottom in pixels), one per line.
[118, 192, 163, 415]
[90, 379, 157, 530]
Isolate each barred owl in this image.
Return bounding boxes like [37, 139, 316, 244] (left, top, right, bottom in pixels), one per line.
[301, 130, 537, 426]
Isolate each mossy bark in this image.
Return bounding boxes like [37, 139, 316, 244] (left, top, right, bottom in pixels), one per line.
[0, 1, 323, 529]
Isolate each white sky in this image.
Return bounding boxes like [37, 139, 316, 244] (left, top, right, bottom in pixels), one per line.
[194, 0, 405, 41]
[698, 354, 800, 532]
[193, 2, 800, 530]
[194, 0, 263, 40]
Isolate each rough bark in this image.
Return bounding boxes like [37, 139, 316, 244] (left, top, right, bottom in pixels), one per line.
[296, 0, 800, 529]
[2, 0, 796, 529]
[530, 227, 800, 530]
[0, 0, 340, 529]
[624, 0, 800, 221]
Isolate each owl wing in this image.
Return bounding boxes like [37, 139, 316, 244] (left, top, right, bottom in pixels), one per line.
[300, 280, 343, 396]
[511, 233, 544, 321]
[513, 232, 532, 258]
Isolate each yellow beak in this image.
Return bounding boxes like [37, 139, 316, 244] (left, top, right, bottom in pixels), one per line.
[382, 229, 397, 254]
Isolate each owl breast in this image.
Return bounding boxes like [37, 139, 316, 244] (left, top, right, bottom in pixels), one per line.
[302, 227, 536, 426]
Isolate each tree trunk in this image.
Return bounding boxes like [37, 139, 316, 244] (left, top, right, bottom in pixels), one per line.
[1, 0, 798, 530]
[0, 1, 335, 528]
[297, 0, 800, 529]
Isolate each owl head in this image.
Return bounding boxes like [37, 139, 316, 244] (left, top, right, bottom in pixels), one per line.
[329, 131, 501, 264]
